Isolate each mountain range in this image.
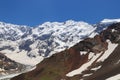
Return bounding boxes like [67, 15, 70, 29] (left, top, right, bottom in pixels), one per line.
[0, 19, 120, 80]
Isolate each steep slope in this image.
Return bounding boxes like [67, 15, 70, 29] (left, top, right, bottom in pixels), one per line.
[11, 22, 120, 80]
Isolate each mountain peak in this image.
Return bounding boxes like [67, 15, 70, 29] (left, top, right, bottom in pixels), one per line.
[101, 18, 120, 23]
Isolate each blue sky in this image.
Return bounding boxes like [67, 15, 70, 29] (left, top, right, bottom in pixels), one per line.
[0, 0, 120, 26]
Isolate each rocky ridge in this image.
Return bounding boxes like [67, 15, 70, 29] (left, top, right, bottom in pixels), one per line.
[0, 53, 28, 80]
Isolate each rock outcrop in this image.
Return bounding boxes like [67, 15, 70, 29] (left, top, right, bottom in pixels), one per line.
[0, 53, 27, 79]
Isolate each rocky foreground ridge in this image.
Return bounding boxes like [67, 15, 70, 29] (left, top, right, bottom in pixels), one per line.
[0, 53, 27, 80]
[11, 22, 120, 80]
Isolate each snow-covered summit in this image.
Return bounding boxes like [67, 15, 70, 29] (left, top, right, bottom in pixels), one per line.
[0, 22, 31, 41]
[101, 18, 120, 23]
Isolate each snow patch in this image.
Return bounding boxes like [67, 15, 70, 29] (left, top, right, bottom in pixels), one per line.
[80, 51, 88, 55]
[112, 29, 117, 32]
[83, 73, 93, 77]
[106, 74, 120, 80]
[91, 66, 101, 71]
[97, 40, 118, 62]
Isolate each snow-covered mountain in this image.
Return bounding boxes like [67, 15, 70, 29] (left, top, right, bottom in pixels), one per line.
[0, 19, 120, 66]
[0, 19, 120, 80]
[0, 20, 97, 66]
[11, 20, 120, 80]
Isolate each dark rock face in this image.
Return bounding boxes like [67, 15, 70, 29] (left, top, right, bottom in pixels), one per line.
[19, 39, 33, 52]
[0, 54, 17, 70]
[12, 23, 120, 80]
[0, 46, 14, 51]
[101, 23, 120, 43]
[74, 35, 108, 53]
[0, 53, 25, 76]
